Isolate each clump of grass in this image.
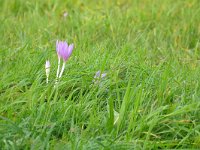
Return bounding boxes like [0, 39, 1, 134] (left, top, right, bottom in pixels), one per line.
[0, 0, 200, 149]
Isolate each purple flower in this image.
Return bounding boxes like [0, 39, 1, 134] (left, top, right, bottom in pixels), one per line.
[56, 40, 74, 61]
[93, 70, 107, 84]
[94, 70, 107, 79]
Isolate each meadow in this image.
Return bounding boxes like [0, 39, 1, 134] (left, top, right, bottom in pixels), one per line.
[0, 0, 200, 149]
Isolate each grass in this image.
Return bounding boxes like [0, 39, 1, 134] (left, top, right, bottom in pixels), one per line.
[0, 0, 200, 149]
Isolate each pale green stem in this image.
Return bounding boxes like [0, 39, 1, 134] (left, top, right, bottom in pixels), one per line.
[56, 58, 61, 78]
[59, 62, 66, 78]
[55, 58, 61, 85]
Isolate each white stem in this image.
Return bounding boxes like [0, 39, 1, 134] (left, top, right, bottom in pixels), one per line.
[55, 58, 61, 86]
[59, 62, 66, 78]
[56, 58, 61, 78]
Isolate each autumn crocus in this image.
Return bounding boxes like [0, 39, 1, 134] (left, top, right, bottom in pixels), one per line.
[45, 60, 50, 83]
[94, 70, 107, 79]
[93, 70, 107, 84]
[56, 40, 74, 83]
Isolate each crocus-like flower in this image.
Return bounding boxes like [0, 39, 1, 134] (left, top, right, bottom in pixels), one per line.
[93, 70, 107, 85]
[94, 70, 107, 79]
[45, 60, 50, 83]
[55, 40, 74, 82]
[56, 40, 74, 62]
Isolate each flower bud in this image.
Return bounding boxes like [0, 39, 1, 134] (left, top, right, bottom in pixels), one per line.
[45, 60, 50, 78]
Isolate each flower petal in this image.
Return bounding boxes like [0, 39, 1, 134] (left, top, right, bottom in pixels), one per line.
[67, 44, 74, 58]
[56, 40, 62, 57]
[56, 40, 73, 61]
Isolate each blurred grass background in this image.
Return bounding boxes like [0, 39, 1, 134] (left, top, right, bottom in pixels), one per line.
[0, 0, 200, 149]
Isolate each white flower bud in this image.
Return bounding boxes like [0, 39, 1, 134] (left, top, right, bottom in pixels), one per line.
[45, 60, 50, 83]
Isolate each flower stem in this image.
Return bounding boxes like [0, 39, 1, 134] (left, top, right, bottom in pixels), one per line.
[56, 58, 61, 78]
[55, 58, 61, 85]
[59, 62, 66, 78]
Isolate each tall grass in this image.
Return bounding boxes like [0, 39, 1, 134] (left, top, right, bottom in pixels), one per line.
[0, 0, 200, 149]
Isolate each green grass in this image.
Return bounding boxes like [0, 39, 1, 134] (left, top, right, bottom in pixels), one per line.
[0, 0, 200, 149]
